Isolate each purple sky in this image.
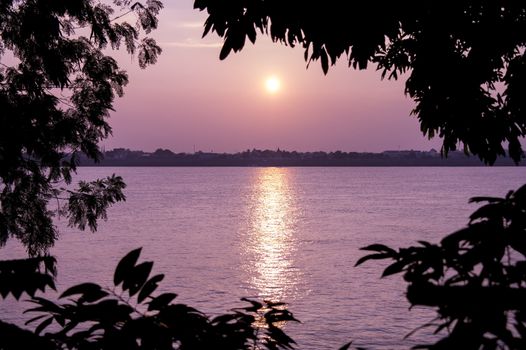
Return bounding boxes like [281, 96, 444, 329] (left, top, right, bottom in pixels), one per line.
[104, 0, 442, 153]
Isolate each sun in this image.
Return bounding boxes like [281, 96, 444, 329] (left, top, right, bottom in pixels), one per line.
[264, 76, 281, 94]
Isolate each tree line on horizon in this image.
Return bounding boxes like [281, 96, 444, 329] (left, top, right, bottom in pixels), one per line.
[82, 147, 522, 166]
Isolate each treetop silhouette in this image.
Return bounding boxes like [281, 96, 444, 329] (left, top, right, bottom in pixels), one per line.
[195, 1, 526, 165]
[0, 0, 162, 255]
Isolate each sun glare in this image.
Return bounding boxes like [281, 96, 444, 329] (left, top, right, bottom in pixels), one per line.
[265, 76, 281, 94]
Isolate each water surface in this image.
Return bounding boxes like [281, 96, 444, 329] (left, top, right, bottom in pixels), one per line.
[1, 167, 525, 348]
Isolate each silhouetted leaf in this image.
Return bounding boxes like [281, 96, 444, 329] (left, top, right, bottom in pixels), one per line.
[125, 261, 154, 296]
[360, 244, 396, 254]
[469, 196, 503, 203]
[35, 317, 53, 335]
[320, 49, 329, 74]
[241, 297, 263, 312]
[24, 314, 48, 326]
[202, 18, 213, 37]
[137, 274, 164, 303]
[122, 261, 153, 296]
[417, 241, 432, 247]
[60, 282, 106, 301]
[338, 342, 352, 350]
[382, 260, 406, 277]
[355, 253, 391, 266]
[441, 227, 473, 247]
[114, 248, 141, 286]
[26, 297, 62, 314]
[148, 292, 177, 311]
[219, 40, 232, 60]
[265, 300, 286, 307]
[469, 204, 503, 222]
[514, 184, 526, 199]
[267, 326, 296, 349]
[246, 23, 256, 44]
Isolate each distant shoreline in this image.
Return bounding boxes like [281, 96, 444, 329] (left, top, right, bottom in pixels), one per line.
[78, 148, 525, 167]
[79, 165, 524, 167]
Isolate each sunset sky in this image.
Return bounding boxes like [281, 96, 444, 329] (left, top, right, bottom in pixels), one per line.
[105, 0, 442, 153]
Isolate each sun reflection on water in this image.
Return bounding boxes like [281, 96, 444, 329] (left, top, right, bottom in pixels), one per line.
[243, 167, 301, 301]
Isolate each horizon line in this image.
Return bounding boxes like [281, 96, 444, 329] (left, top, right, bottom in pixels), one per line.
[101, 147, 443, 154]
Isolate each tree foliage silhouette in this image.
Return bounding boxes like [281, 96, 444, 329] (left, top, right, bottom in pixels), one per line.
[195, 1, 526, 165]
[357, 185, 526, 349]
[0, 0, 161, 255]
[13, 248, 300, 350]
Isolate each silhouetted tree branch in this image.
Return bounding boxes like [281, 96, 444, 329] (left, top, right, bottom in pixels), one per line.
[0, 0, 162, 255]
[357, 184, 526, 349]
[21, 248, 300, 350]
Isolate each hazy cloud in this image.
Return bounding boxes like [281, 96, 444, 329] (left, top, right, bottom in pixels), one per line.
[178, 21, 204, 29]
[160, 39, 222, 48]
